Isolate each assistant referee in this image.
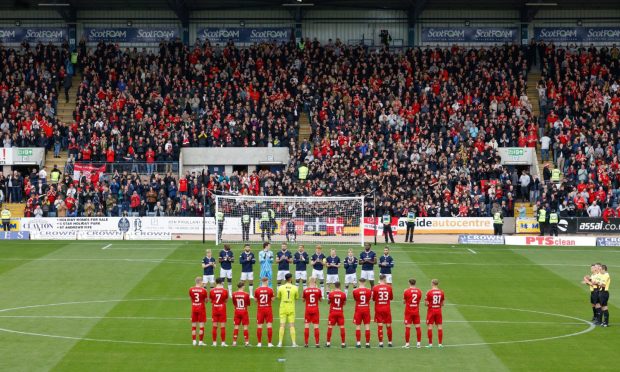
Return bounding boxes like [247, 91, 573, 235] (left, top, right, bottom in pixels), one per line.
[598, 265, 611, 327]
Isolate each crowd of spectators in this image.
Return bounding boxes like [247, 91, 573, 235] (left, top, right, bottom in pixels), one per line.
[14, 39, 620, 220]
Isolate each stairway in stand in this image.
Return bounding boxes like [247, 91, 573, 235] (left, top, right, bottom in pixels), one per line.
[3, 203, 25, 218]
[298, 110, 312, 144]
[45, 74, 81, 172]
[526, 68, 555, 184]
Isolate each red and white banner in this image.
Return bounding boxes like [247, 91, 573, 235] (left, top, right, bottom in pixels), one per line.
[504, 236, 596, 246]
[363, 217, 399, 236]
[73, 163, 106, 184]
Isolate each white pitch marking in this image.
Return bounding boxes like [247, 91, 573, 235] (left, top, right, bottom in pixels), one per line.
[467, 248, 477, 254]
[101, 244, 112, 250]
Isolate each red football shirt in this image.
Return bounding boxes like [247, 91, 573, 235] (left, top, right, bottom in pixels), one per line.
[352, 287, 372, 311]
[372, 284, 393, 310]
[403, 287, 423, 312]
[254, 286, 275, 309]
[425, 289, 445, 310]
[189, 286, 207, 310]
[303, 287, 322, 310]
[328, 290, 346, 314]
[210, 287, 228, 311]
[232, 291, 251, 313]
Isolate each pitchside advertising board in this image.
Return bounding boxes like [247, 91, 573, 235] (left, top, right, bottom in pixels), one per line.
[196, 27, 292, 44]
[458, 235, 504, 245]
[421, 27, 519, 43]
[534, 27, 620, 43]
[504, 236, 597, 247]
[517, 217, 620, 234]
[83, 27, 180, 43]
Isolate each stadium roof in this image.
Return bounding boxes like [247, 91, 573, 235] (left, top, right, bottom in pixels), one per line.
[3, 0, 619, 11]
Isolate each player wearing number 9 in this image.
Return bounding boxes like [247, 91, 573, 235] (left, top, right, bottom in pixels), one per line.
[352, 278, 372, 348]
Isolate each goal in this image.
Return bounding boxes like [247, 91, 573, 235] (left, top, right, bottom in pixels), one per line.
[214, 195, 364, 246]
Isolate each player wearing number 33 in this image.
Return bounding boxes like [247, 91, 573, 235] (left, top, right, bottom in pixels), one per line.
[277, 273, 299, 347]
[372, 274, 394, 347]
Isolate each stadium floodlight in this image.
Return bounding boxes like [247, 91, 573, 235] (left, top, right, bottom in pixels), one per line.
[524, 2, 558, 6]
[214, 195, 365, 246]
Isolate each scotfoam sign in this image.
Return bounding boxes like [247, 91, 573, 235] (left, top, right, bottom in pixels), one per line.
[196, 27, 291, 43]
[422, 27, 518, 43]
[84, 27, 180, 43]
[0, 27, 67, 43]
[535, 27, 620, 43]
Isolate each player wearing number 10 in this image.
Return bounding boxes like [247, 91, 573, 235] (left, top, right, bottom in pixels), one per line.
[277, 273, 299, 347]
[232, 282, 251, 346]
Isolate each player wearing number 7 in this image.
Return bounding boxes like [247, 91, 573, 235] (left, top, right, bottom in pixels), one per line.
[277, 273, 299, 347]
[425, 279, 445, 348]
[210, 278, 229, 346]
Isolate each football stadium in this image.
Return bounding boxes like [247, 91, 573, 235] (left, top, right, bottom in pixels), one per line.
[0, 0, 619, 370]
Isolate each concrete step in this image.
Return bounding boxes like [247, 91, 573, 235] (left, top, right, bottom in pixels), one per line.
[514, 202, 535, 218]
[3, 203, 24, 218]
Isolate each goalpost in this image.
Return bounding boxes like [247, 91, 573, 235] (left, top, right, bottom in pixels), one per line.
[214, 195, 364, 246]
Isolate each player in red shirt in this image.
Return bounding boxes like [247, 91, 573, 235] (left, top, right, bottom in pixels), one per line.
[189, 276, 208, 346]
[372, 274, 394, 347]
[352, 278, 372, 348]
[326, 282, 347, 348]
[232, 282, 251, 346]
[210, 278, 229, 346]
[302, 277, 322, 347]
[425, 279, 445, 348]
[254, 277, 275, 347]
[403, 278, 423, 348]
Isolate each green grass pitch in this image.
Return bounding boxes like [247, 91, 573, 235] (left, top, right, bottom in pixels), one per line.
[0, 241, 618, 371]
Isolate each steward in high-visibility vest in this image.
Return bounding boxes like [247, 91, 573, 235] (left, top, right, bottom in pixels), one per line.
[50, 167, 61, 184]
[551, 168, 561, 182]
[241, 213, 251, 242]
[216, 211, 224, 242]
[1, 208, 11, 232]
[549, 211, 559, 236]
[538, 208, 548, 236]
[493, 211, 504, 236]
[268, 208, 276, 234]
[298, 164, 309, 180]
[260, 210, 271, 242]
[405, 209, 416, 243]
[382, 212, 394, 244]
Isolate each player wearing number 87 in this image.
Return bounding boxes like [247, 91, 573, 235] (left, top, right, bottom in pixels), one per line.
[327, 282, 347, 348]
[189, 277, 207, 346]
[232, 282, 251, 347]
[254, 277, 275, 347]
[210, 278, 229, 346]
[372, 274, 394, 347]
[425, 279, 445, 348]
[302, 277, 323, 347]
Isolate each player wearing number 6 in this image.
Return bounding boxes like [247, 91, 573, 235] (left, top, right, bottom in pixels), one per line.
[425, 279, 445, 348]
[277, 273, 299, 347]
[372, 274, 394, 347]
[232, 282, 251, 346]
[302, 277, 323, 347]
[189, 276, 207, 346]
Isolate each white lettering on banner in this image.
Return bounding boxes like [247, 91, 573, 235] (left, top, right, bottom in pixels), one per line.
[25, 29, 64, 39]
[0, 30, 16, 38]
[201, 29, 240, 39]
[135, 217, 243, 235]
[30, 230, 77, 240]
[125, 231, 172, 240]
[426, 28, 465, 38]
[89, 29, 126, 39]
[136, 29, 176, 39]
[587, 28, 620, 39]
[504, 236, 596, 246]
[474, 29, 514, 39]
[539, 28, 578, 38]
[249, 29, 289, 39]
[413, 217, 494, 234]
[76, 231, 124, 240]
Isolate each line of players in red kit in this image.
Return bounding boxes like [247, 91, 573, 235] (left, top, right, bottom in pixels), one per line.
[189, 275, 445, 349]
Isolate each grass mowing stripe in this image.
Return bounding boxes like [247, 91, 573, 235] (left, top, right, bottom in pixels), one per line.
[0, 242, 66, 277]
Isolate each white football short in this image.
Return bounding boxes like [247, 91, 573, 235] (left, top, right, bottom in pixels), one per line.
[326, 274, 339, 284]
[277, 270, 290, 281]
[360, 270, 374, 281]
[345, 274, 357, 284]
[295, 271, 307, 281]
[240, 272, 254, 281]
[311, 269, 324, 280]
[220, 269, 233, 279]
[202, 275, 215, 284]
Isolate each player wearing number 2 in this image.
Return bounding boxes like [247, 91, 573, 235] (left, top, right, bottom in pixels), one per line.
[372, 274, 394, 347]
[254, 277, 275, 347]
[232, 282, 251, 347]
[425, 279, 445, 348]
[303, 277, 323, 347]
[189, 276, 207, 346]
[403, 278, 422, 348]
[326, 282, 347, 348]
[353, 278, 372, 348]
[277, 273, 299, 347]
[210, 278, 229, 346]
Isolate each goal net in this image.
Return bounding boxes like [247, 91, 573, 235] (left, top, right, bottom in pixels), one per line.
[214, 195, 364, 246]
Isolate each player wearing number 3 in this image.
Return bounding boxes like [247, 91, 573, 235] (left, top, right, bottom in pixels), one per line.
[425, 279, 445, 348]
[189, 276, 208, 346]
[277, 273, 299, 347]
